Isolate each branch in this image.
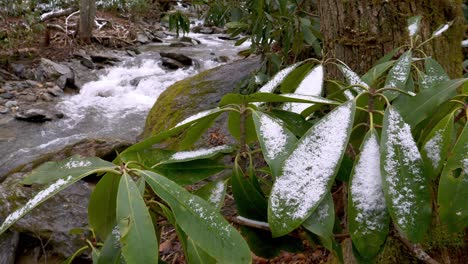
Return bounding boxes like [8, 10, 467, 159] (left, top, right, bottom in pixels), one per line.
[395, 233, 440, 264]
[40, 7, 78, 22]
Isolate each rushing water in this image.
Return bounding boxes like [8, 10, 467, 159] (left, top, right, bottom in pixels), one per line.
[0, 32, 250, 177]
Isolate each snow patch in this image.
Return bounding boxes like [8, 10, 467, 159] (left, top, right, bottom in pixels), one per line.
[386, 54, 410, 89]
[270, 102, 353, 221]
[208, 181, 225, 205]
[351, 133, 387, 234]
[171, 145, 231, 160]
[423, 131, 443, 169]
[258, 63, 298, 93]
[63, 159, 92, 169]
[259, 114, 288, 160]
[383, 108, 425, 229]
[174, 108, 220, 128]
[433, 24, 450, 37]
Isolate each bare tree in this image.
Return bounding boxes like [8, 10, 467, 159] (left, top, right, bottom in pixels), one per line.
[79, 0, 96, 43]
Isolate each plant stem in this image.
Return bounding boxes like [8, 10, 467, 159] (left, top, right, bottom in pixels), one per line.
[395, 233, 440, 264]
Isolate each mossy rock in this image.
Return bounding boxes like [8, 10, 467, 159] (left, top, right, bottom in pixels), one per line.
[141, 57, 262, 141]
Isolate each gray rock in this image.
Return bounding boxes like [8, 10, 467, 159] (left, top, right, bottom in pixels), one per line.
[73, 50, 95, 69]
[141, 56, 262, 140]
[0, 230, 19, 264]
[89, 52, 121, 65]
[0, 106, 8, 114]
[38, 58, 74, 89]
[47, 86, 64, 97]
[15, 109, 53, 122]
[0, 172, 91, 258]
[0, 93, 14, 99]
[5, 101, 17, 108]
[214, 56, 230, 63]
[20, 94, 37, 102]
[137, 33, 150, 44]
[160, 52, 193, 66]
[65, 60, 99, 90]
[169, 42, 192, 47]
[10, 63, 25, 79]
[41, 93, 55, 102]
[161, 57, 186, 70]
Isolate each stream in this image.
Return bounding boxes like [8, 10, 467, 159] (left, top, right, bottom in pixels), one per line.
[0, 32, 250, 177]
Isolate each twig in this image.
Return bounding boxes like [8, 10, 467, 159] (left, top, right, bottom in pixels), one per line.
[40, 7, 78, 22]
[229, 216, 271, 231]
[395, 233, 440, 264]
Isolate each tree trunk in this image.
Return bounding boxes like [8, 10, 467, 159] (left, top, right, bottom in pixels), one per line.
[317, 0, 464, 79]
[79, 0, 96, 43]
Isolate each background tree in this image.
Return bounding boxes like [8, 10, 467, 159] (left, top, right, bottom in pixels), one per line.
[79, 0, 96, 43]
[317, 0, 464, 78]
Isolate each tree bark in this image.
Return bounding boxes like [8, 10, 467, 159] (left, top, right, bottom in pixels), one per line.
[317, 0, 464, 79]
[79, 0, 96, 43]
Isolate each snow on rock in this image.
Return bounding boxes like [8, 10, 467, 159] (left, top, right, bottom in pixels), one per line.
[382, 108, 425, 229]
[270, 102, 353, 224]
[350, 132, 387, 234]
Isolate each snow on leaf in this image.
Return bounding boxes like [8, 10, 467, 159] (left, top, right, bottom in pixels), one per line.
[208, 181, 225, 206]
[283, 65, 324, 114]
[174, 108, 221, 128]
[169, 145, 232, 161]
[381, 107, 431, 242]
[423, 131, 443, 169]
[268, 102, 354, 236]
[350, 132, 387, 234]
[258, 114, 289, 160]
[281, 94, 335, 114]
[340, 65, 369, 90]
[432, 23, 451, 37]
[385, 51, 411, 90]
[0, 175, 74, 234]
[258, 63, 299, 93]
[62, 160, 92, 169]
[407, 16, 422, 37]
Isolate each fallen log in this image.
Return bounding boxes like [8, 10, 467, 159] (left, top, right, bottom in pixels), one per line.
[40, 7, 78, 22]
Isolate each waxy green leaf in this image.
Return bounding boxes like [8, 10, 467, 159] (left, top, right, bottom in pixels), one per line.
[381, 107, 431, 242]
[384, 51, 412, 101]
[348, 130, 389, 259]
[116, 173, 158, 264]
[140, 170, 252, 263]
[268, 101, 355, 237]
[194, 179, 228, 210]
[302, 193, 335, 250]
[252, 111, 297, 176]
[438, 122, 468, 233]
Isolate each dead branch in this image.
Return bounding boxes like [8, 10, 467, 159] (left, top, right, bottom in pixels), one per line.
[395, 233, 440, 264]
[40, 7, 78, 22]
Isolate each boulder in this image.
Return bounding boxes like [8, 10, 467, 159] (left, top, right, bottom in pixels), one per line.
[37, 59, 74, 89]
[65, 60, 99, 90]
[161, 57, 186, 70]
[141, 56, 262, 141]
[73, 49, 95, 69]
[15, 109, 53, 122]
[160, 52, 193, 66]
[0, 172, 91, 258]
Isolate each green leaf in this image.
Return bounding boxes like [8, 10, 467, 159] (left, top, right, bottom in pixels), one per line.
[257, 63, 300, 94]
[432, 22, 452, 37]
[219, 92, 337, 107]
[337, 64, 369, 91]
[421, 114, 454, 179]
[252, 111, 297, 176]
[228, 111, 257, 144]
[116, 173, 158, 264]
[438, 122, 468, 233]
[279, 62, 315, 94]
[421, 58, 449, 89]
[121, 148, 174, 169]
[179, 113, 220, 149]
[154, 159, 226, 186]
[22, 155, 117, 185]
[268, 101, 355, 237]
[89, 172, 121, 240]
[240, 226, 303, 258]
[187, 237, 217, 264]
[269, 109, 312, 137]
[140, 170, 252, 264]
[232, 162, 268, 221]
[0, 172, 94, 235]
[302, 193, 335, 250]
[384, 51, 412, 101]
[361, 61, 395, 87]
[348, 130, 389, 259]
[194, 179, 228, 210]
[161, 145, 233, 164]
[380, 107, 431, 242]
[97, 228, 122, 264]
[407, 15, 422, 37]
[394, 78, 467, 127]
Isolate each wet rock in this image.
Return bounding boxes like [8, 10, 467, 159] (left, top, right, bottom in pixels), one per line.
[47, 86, 64, 97]
[15, 109, 53, 122]
[160, 52, 193, 66]
[65, 60, 99, 90]
[0, 172, 91, 258]
[161, 57, 186, 70]
[192, 25, 214, 34]
[214, 56, 230, 63]
[142, 56, 262, 140]
[137, 33, 150, 44]
[37, 58, 74, 89]
[180, 36, 201, 45]
[73, 50, 95, 69]
[41, 93, 55, 102]
[5, 101, 17, 108]
[89, 52, 121, 65]
[0, 106, 8, 114]
[20, 94, 37, 102]
[10, 63, 25, 79]
[0, 230, 19, 264]
[218, 35, 239, 41]
[126, 50, 137, 57]
[169, 42, 192, 47]
[0, 93, 14, 99]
